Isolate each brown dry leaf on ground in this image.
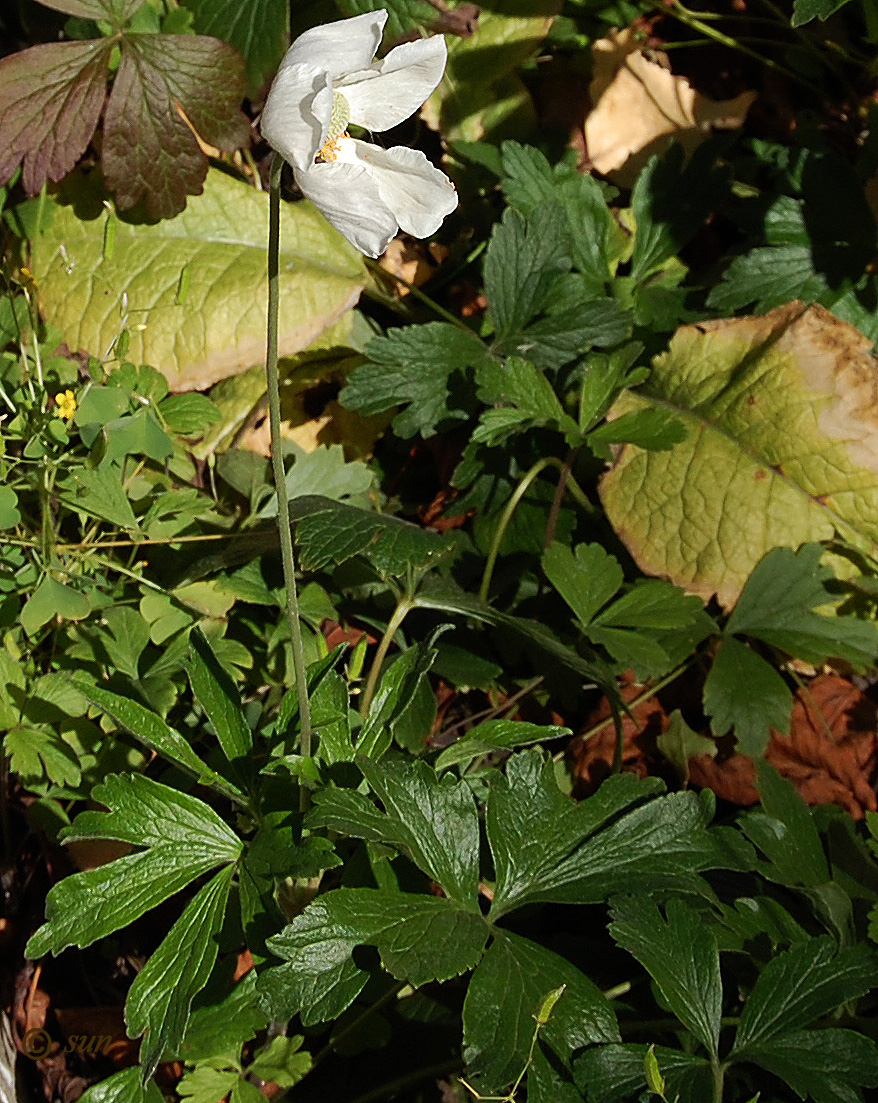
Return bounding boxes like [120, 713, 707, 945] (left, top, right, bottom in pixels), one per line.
[571, 672, 669, 794]
[585, 28, 756, 186]
[689, 674, 878, 818]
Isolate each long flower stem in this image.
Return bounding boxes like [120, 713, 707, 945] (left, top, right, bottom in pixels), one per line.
[267, 154, 312, 773]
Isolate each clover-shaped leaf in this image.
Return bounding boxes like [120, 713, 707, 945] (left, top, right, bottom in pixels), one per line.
[0, 0, 247, 219]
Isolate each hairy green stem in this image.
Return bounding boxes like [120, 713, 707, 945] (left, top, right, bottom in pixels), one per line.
[360, 594, 414, 716]
[267, 154, 312, 772]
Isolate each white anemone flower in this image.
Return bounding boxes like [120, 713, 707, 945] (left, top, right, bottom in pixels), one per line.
[260, 9, 458, 258]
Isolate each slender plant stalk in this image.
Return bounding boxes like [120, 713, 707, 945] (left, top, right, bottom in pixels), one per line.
[478, 457, 593, 603]
[360, 594, 414, 715]
[266, 154, 312, 768]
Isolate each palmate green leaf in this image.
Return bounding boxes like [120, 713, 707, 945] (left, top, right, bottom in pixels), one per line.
[259, 888, 489, 1023]
[289, 495, 453, 575]
[732, 936, 878, 1053]
[76, 1067, 165, 1103]
[703, 635, 793, 755]
[187, 628, 252, 767]
[177, 970, 266, 1063]
[463, 931, 618, 1094]
[791, 0, 854, 23]
[357, 632, 443, 759]
[543, 542, 624, 627]
[248, 1035, 312, 1089]
[473, 357, 575, 447]
[127, 864, 235, 1078]
[499, 142, 624, 289]
[339, 322, 485, 439]
[490, 751, 745, 917]
[26, 773, 241, 956]
[70, 678, 244, 800]
[435, 719, 569, 772]
[486, 749, 660, 920]
[737, 1027, 878, 1103]
[630, 144, 730, 281]
[727, 544, 878, 668]
[609, 896, 722, 1058]
[574, 1044, 713, 1103]
[544, 542, 714, 678]
[177, 1065, 239, 1103]
[34, 169, 366, 391]
[310, 756, 481, 909]
[599, 303, 878, 608]
[744, 761, 830, 887]
[180, 0, 288, 98]
[485, 205, 569, 346]
[4, 726, 81, 789]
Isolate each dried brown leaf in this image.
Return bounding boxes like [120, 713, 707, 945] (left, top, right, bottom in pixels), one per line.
[585, 28, 755, 186]
[690, 674, 877, 818]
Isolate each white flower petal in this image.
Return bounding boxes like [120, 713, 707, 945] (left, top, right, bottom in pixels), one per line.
[293, 161, 399, 257]
[336, 140, 457, 239]
[261, 63, 332, 171]
[339, 35, 448, 132]
[287, 10, 386, 77]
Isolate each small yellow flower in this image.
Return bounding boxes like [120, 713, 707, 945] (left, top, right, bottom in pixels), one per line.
[55, 390, 77, 420]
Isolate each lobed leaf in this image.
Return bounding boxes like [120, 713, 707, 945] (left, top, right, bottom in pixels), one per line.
[609, 896, 722, 1057]
[103, 33, 248, 220]
[0, 40, 109, 195]
[126, 865, 235, 1078]
[463, 930, 618, 1094]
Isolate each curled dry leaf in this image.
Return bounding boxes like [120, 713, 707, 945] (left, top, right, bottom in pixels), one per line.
[585, 28, 756, 186]
[690, 674, 877, 818]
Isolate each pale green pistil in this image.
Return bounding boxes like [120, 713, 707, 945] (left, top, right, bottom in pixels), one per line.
[318, 91, 351, 161]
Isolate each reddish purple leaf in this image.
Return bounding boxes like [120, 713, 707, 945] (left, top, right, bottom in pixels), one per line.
[0, 39, 110, 195]
[38, 0, 144, 22]
[102, 33, 248, 219]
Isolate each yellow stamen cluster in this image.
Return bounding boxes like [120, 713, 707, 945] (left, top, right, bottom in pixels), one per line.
[55, 390, 77, 420]
[317, 133, 348, 163]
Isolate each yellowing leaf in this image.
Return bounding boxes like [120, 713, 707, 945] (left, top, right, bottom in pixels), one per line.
[32, 169, 367, 391]
[600, 302, 878, 608]
[585, 29, 756, 187]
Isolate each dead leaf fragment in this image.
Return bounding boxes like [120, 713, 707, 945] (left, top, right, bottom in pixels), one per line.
[572, 672, 668, 794]
[690, 674, 877, 818]
[585, 28, 756, 186]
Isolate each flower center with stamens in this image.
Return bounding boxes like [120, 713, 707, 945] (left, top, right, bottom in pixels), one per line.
[317, 91, 351, 161]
